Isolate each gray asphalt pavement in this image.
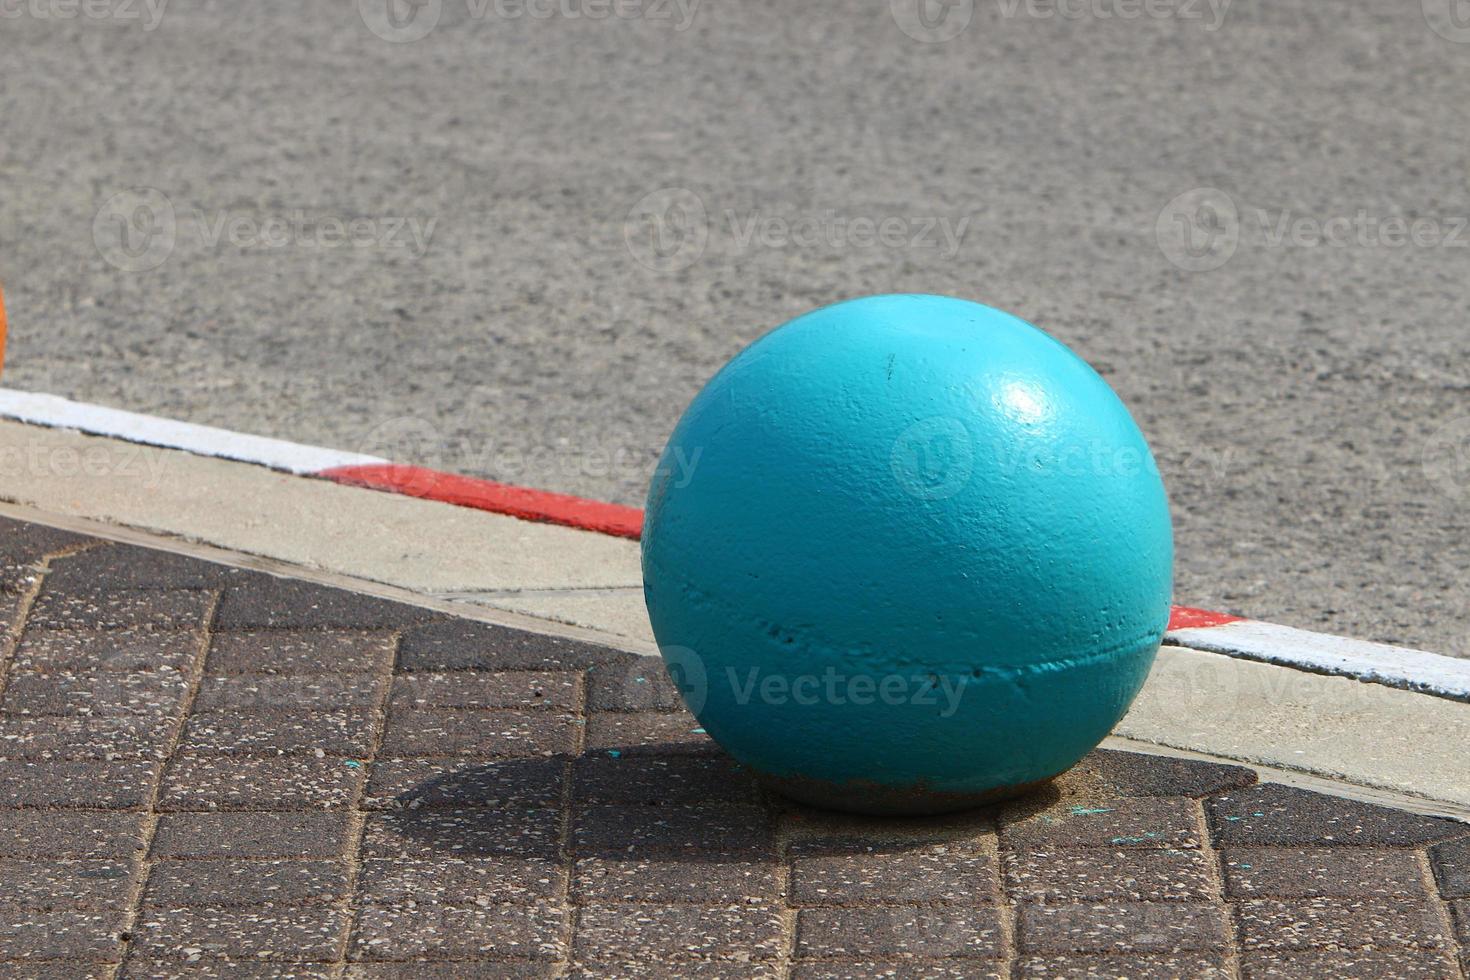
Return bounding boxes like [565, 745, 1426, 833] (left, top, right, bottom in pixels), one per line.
[1, 0, 1468, 654]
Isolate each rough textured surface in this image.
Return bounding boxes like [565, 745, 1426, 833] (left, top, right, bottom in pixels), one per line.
[642, 296, 1174, 809]
[3, 1, 1470, 659]
[0, 515, 1466, 974]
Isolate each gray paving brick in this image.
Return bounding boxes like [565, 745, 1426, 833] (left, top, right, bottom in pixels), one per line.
[1, 670, 190, 717]
[362, 757, 562, 810]
[576, 904, 783, 962]
[361, 808, 559, 859]
[583, 711, 718, 755]
[1003, 798, 1202, 850]
[574, 858, 779, 904]
[13, 628, 199, 673]
[351, 965, 556, 979]
[1239, 950, 1461, 978]
[130, 903, 347, 961]
[1235, 896, 1449, 951]
[350, 901, 566, 961]
[791, 846, 997, 906]
[44, 544, 234, 591]
[0, 859, 134, 908]
[573, 804, 773, 857]
[178, 710, 378, 757]
[1017, 901, 1229, 954]
[0, 759, 157, 808]
[792, 962, 1002, 980]
[144, 860, 346, 907]
[1451, 899, 1469, 944]
[781, 807, 997, 852]
[0, 563, 42, 597]
[572, 754, 758, 805]
[794, 906, 1003, 959]
[586, 659, 685, 712]
[191, 674, 384, 713]
[1005, 847, 1215, 903]
[390, 671, 580, 711]
[1430, 837, 1470, 898]
[214, 576, 435, 630]
[379, 709, 575, 757]
[1015, 955, 1230, 979]
[206, 630, 396, 675]
[28, 587, 212, 631]
[159, 754, 365, 810]
[0, 593, 23, 627]
[151, 812, 348, 859]
[15, 516, 1470, 974]
[398, 619, 623, 672]
[121, 961, 335, 979]
[357, 856, 561, 904]
[1223, 846, 1427, 898]
[1060, 749, 1257, 799]
[0, 519, 91, 566]
[1208, 784, 1470, 847]
[0, 964, 113, 980]
[0, 714, 169, 760]
[0, 810, 145, 858]
[0, 905, 126, 961]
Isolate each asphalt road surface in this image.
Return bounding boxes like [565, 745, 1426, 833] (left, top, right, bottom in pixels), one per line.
[2, 0, 1468, 654]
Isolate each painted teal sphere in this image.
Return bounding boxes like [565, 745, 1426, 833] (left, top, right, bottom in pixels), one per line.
[642, 295, 1172, 815]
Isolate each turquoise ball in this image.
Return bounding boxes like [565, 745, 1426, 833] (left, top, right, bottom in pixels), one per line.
[642, 295, 1172, 814]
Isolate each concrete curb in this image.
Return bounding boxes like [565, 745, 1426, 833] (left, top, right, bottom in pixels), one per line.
[0, 402, 1461, 809]
[0, 387, 1463, 702]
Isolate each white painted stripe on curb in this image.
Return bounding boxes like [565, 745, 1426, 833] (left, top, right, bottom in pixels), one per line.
[1167, 619, 1470, 702]
[0, 389, 385, 475]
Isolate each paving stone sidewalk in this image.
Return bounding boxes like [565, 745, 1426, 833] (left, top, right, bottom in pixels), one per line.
[0, 515, 1466, 978]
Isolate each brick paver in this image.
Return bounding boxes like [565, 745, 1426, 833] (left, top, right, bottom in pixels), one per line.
[0, 516, 1464, 975]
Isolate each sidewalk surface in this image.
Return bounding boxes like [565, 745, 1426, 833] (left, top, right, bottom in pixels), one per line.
[0, 514, 1467, 977]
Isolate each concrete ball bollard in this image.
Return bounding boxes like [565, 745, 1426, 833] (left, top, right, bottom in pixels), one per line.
[641, 295, 1173, 815]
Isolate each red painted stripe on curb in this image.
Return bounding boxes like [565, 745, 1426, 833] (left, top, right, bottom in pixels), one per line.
[1167, 606, 1245, 630]
[323, 462, 1245, 632]
[320, 464, 645, 540]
